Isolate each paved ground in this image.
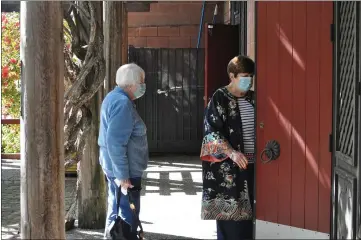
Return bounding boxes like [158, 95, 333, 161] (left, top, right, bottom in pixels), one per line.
[1, 156, 217, 239]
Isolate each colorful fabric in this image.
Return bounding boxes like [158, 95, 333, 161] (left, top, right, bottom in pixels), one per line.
[200, 87, 255, 221]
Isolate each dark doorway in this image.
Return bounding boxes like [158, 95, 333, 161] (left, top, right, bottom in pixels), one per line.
[129, 47, 205, 153]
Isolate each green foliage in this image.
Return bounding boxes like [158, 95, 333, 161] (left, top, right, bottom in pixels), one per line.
[1, 124, 20, 153]
[2, 12, 20, 153]
[2, 12, 21, 118]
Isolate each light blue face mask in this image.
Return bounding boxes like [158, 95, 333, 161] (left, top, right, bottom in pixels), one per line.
[133, 83, 146, 99]
[237, 76, 252, 92]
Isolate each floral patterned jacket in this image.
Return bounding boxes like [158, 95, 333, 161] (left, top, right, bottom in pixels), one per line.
[200, 87, 254, 162]
[199, 87, 255, 221]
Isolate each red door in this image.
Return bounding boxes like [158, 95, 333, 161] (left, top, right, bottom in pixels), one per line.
[204, 24, 239, 106]
[256, 1, 333, 235]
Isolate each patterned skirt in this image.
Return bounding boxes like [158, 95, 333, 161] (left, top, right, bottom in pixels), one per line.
[201, 159, 254, 221]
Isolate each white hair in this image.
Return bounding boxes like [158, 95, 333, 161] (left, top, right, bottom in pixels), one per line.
[115, 63, 145, 87]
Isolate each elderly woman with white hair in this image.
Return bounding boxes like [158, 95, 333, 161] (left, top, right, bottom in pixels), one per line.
[98, 63, 148, 237]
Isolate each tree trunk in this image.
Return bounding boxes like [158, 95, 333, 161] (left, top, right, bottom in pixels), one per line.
[104, 1, 125, 94]
[20, 2, 65, 239]
[77, 91, 107, 229]
[76, 1, 107, 229]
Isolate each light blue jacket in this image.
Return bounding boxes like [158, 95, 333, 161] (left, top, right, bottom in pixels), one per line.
[98, 87, 149, 180]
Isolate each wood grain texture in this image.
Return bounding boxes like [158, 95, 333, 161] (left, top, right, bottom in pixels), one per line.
[256, 2, 333, 232]
[318, 2, 333, 233]
[305, 2, 321, 231]
[20, 2, 65, 239]
[77, 90, 107, 229]
[122, 5, 128, 65]
[77, 1, 107, 229]
[104, 1, 125, 94]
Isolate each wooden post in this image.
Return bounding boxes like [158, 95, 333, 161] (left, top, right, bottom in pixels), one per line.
[77, 1, 107, 229]
[20, 2, 65, 239]
[122, 4, 128, 65]
[104, 1, 126, 94]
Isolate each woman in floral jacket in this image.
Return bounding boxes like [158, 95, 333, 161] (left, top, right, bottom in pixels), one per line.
[200, 56, 255, 240]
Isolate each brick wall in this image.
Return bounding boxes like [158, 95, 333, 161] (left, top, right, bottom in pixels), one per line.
[128, 2, 217, 48]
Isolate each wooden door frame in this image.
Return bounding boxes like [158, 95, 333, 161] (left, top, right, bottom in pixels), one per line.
[253, 3, 259, 238]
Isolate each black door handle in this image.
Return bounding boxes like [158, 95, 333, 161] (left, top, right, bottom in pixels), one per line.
[260, 140, 281, 164]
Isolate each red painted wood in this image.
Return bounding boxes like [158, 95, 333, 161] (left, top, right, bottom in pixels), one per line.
[1, 118, 20, 125]
[256, 1, 333, 233]
[318, 2, 333, 234]
[264, 1, 280, 223]
[304, 2, 322, 231]
[1, 153, 20, 159]
[277, 1, 293, 226]
[255, 1, 267, 220]
[204, 24, 239, 107]
[290, 1, 307, 229]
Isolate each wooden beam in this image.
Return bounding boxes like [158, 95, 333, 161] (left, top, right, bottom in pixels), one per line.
[1, 1, 156, 13]
[1, 118, 20, 125]
[20, 2, 65, 238]
[1, 153, 20, 159]
[104, 2, 126, 94]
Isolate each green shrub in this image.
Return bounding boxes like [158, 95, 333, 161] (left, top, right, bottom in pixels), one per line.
[1, 124, 20, 153]
[2, 12, 20, 153]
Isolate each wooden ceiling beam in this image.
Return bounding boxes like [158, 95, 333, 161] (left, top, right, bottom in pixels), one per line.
[1, 1, 157, 13]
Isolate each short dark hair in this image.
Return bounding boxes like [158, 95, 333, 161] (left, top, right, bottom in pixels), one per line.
[227, 55, 255, 77]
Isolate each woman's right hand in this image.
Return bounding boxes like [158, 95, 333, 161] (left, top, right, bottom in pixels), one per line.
[229, 150, 248, 169]
[115, 179, 134, 189]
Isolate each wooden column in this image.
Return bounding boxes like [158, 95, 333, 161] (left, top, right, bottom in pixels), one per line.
[20, 2, 65, 239]
[121, 4, 128, 65]
[104, 1, 126, 94]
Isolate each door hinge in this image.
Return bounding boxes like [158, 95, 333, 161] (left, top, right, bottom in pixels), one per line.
[329, 133, 333, 153]
[330, 23, 335, 42]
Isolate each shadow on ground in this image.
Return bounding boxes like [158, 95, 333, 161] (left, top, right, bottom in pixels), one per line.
[141, 158, 202, 196]
[1, 156, 213, 240]
[66, 228, 208, 240]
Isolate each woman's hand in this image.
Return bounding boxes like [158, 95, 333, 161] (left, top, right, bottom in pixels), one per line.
[115, 179, 134, 189]
[229, 150, 248, 169]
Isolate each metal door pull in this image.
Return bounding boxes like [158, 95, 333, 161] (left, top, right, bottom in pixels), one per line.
[260, 140, 281, 164]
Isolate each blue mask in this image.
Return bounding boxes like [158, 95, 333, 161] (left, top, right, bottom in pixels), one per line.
[237, 77, 252, 92]
[134, 83, 146, 99]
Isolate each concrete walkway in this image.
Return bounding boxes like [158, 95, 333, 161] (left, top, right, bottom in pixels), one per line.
[1, 156, 217, 239]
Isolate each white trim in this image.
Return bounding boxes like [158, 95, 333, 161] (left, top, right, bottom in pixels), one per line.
[255, 220, 330, 239]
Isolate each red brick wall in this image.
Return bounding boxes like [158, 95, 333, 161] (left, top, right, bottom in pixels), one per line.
[128, 2, 217, 48]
